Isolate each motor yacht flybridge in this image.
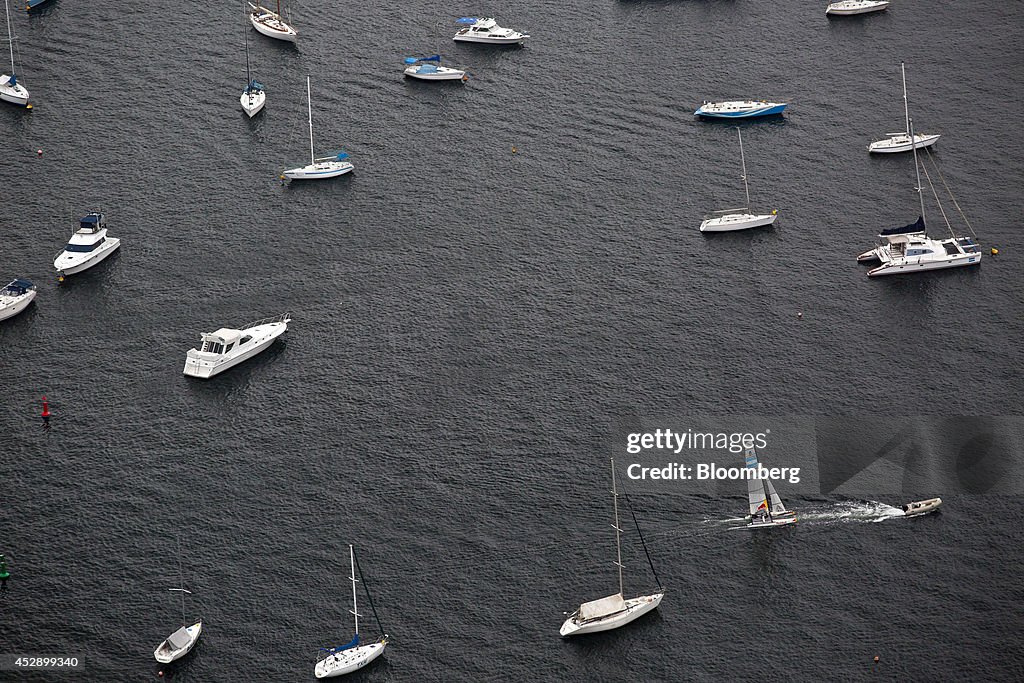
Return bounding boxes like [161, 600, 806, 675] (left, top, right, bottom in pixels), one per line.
[53, 212, 121, 277]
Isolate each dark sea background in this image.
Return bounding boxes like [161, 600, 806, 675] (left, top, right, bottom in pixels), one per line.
[2, 0, 1023, 680]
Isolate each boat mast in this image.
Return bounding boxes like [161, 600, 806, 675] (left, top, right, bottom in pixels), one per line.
[306, 75, 314, 165]
[348, 544, 359, 637]
[243, 1, 251, 86]
[610, 459, 624, 598]
[909, 117, 927, 227]
[900, 62, 910, 137]
[760, 479, 773, 521]
[737, 128, 751, 209]
[176, 538, 186, 626]
[4, 0, 15, 75]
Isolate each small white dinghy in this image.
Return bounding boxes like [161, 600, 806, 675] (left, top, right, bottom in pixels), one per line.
[826, 0, 889, 16]
[283, 76, 353, 180]
[743, 447, 797, 529]
[560, 459, 664, 637]
[248, 1, 296, 43]
[315, 545, 389, 678]
[700, 129, 777, 233]
[0, 278, 36, 322]
[404, 55, 467, 82]
[53, 212, 121, 278]
[453, 17, 529, 45]
[154, 543, 202, 664]
[183, 313, 290, 379]
[902, 497, 942, 517]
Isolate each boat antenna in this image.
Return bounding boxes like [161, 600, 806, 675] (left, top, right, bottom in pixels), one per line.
[623, 492, 663, 592]
[737, 128, 751, 210]
[353, 547, 386, 637]
[901, 62, 910, 137]
[909, 117, 927, 229]
[348, 544, 360, 636]
[243, 0, 252, 87]
[306, 75, 314, 165]
[610, 458, 624, 598]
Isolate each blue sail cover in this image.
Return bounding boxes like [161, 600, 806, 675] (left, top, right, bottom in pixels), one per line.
[881, 216, 925, 236]
[246, 79, 265, 92]
[335, 152, 349, 161]
[456, 17, 479, 24]
[27, 0, 54, 8]
[406, 55, 441, 65]
[320, 634, 359, 653]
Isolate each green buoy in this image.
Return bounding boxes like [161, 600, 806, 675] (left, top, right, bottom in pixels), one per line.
[0, 554, 10, 583]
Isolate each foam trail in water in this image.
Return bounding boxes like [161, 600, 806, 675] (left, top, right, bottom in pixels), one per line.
[797, 500, 904, 524]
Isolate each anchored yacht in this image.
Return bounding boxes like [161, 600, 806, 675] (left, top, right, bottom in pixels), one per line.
[453, 17, 528, 45]
[826, 0, 889, 16]
[53, 212, 121, 277]
[404, 55, 467, 81]
[248, 1, 296, 43]
[694, 100, 787, 119]
[183, 313, 290, 378]
[0, 278, 36, 322]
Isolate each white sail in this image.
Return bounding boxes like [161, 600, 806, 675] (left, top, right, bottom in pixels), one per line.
[765, 478, 788, 515]
[744, 448, 769, 516]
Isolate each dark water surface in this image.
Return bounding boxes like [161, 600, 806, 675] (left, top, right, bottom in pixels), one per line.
[2, 1, 1022, 680]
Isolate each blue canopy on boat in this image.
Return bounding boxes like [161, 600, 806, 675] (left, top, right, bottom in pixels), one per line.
[406, 55, 441, 64]
[320, 634, 359, 653]
[881, 216, 925, 236]
[456, 17, 479, 24]
[3, 278, 33, 294]
[335, 152, 349, 161]
[245, 79, 265, 92]
[79, 213, 101, 228]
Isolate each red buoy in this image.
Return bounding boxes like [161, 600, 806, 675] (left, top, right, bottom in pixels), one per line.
[41, 396, 51, 426]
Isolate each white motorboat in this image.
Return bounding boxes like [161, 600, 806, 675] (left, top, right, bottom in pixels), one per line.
[183, 313, 290, 379]
[560, 459, 665, 637]
[826, 0, 889, 16]
[404, 55, 467, 82]
[53, 212, 121, 277]
[1, 0, 29, 107]
[902, 497, 942, 517]
[453, 17, 529, 45]
[240, 2, 266, 117]
[694, 100, 787, 119]
[858, 120, 982, 277]
[154, 543, 202, 664]
[283, 76, 353, 180]
[743, 448, 798, 529]
[248, 1, 296, 43]
[315, 545, 389, 678]
[701, 128, 777, 233]
[0, 278, 36, 322]
[868, 63, 939, 154]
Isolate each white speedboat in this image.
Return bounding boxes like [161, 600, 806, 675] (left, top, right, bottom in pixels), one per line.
[694, 100, 787, 119]
[743, 447, 798, 529]
[315, 545, 389, 679]
[902, 497, 942, 517]
[453, 17, 528, 45]
[0, 278, 36, 322]
[560, 459, 665, 638]
[700, 128, 777, 233]
[154, 622, 203, 664]
[53, 212, 121, 277]
[248, 1, 296, 42]
[1, 0, 29, 107]
[404, 55, 467, 81]
[283, 76, 354, 180]
[868, 63, 939, 154]
[183, 313, 290, 378]
[826, 0, 889, 16]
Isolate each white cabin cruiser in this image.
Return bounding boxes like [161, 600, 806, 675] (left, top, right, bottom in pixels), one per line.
[404, 55, 467, 81]
[868, 63, 939, 154]
[248, 1, 296, 43]
[902, 497, 942, 517]
[154, 622, 202, 664]
[0, 278, 36, 322]
[826, 0, 889, 16]
[453, 17, 529, 45]
[182, 313, 290, 378]
[53, 212, 121, 277]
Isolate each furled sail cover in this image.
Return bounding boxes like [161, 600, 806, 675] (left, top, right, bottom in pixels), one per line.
[579, 592, 626, 621]
[456, 17, 480, 24]
[881, 216, 925, 236]
[167, 626, 192, 650]
[745, 449, 768, 516]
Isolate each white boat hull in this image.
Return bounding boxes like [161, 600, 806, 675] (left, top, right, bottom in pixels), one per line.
[53, 238, 121, 275]
[559, 593, 663, 637]
[700, 212, 777, 232]
[0, 288, 36, 322]
[826, 1, 889, 15]
[404, 66, 467, 81]
[903, 497, 942, 517]
[241, 89, 266, 117]
[283, 160, 354, 180]
[183, 321, 288, 378]
[868, 133, 940, 154]
[315, 642, 386, 678]
[154, 622, 202, 664]
[0, 78, 30, 106]
[453, 34, 527, 44]
[747, 516, 797, 529]
[249, 3, 297, 42]
[868, 252, 981, 277]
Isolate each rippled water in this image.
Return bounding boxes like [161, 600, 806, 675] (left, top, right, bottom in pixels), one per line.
[1, 1, 1022, 680]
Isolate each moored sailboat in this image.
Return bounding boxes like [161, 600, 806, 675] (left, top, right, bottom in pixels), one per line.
[1, 0, 30, 106]
[154, 541, 202, 664]
[282, 76, 353, 180]
[868, 63, 939, 154]
[248, 1, 296, 43]
[700, 128, 777, 232]
[239, 1, 265, 117]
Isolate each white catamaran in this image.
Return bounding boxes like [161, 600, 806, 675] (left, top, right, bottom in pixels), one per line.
[700, 128, 777, 232]
[560, 459, 664, 637]
[283, 76, 353, 180]
[315, 545, 389, 678]
[744, 448, 797, 529]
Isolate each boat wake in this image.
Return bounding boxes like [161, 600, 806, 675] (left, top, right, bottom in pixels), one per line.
[797, 500, 904, 524]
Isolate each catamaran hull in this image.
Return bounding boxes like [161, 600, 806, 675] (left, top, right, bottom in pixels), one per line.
[53, 239, 121, 275]
[867, 253, 981, 277]
[700, 213, 777, 232]
[868, 134, 940, 154]
[0, 289, 36, 322]
[183, 323, 288, 378]
[747, 516, 798, 529]
[559, 593, 663, 637]
[315, 642, 386, 678]
[241, 90, 266, 117]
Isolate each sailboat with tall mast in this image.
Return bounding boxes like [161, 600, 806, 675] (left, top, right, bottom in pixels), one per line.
[240, 0, 265, 117]
[560, 459, 664, 637]
[154, 541, 202, 663]
[1, 0, 30, 107]
[315, 545, 389, 678]
[282, 76, 353, 180]
[858, 118, 982, 276]
[743, 448, 797, 529]
[248, 1, 296, 43]
[700, 128, 777, 232]
[868, 62, 939, 154]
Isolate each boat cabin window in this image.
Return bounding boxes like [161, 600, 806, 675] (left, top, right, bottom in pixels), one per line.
[64, 237, 104, 253]
[202, 341, 225, 354]
[225, 343, 235, 353]
[906, 248, 932, 256]
[240, 335, 253, 345]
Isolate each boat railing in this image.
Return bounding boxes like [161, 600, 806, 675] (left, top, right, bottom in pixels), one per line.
[708, 207, 748, 216]
[243, 312, 291, 329]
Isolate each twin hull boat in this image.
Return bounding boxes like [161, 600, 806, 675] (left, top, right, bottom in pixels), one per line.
[183, 314, 290, 378]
